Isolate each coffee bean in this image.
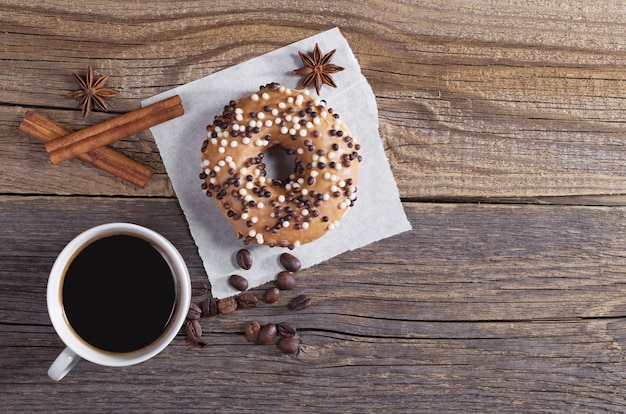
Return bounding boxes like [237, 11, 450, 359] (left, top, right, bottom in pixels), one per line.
[191, 281, 209, 296]
[275, 271, 296, 290]
[236, 249, 253, 270]
[245, 320, 261, 342]
[289, 294, 311, 311]
[276, 322, 297, 338]
[277, 337, 300, 354]
[218, 296, 238, 315]
[237, 292, 258, 309]
[187, 302, 202, 320]
[185, 319, 202, 341]
[200, 297, 218, 317]
[257, 323, 277, 345]
[263, 286, 281, 304]
[229, 274, 249, 291]
[279, 253, 301, 272]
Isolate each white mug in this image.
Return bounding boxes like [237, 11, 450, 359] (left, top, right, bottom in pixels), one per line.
[47, 223, 191, 381]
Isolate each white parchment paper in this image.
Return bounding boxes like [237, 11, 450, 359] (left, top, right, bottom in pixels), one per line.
[143, 28, 411, 298]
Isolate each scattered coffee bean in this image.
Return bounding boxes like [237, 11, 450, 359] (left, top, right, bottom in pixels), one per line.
[245, 321, 261, 342]
[279, 253, 301, 272]
[263, 286, 281, 304]
[275, 271, 296, 290]
[237, 292, 259, 309]
[289, 294, 312, 311]
[276, 322, 297, 338]
[187, 302, 202, 320]
[229, 274, 249, 291]
[257, 323, 277, 345]
[236, 249, 253, 270]
[277, 337, 300, 354]
[218, 296, 238, 315]
[200, 297, 218, 317]
[191, 281, 209, 296]
[185, 319, 202, 341]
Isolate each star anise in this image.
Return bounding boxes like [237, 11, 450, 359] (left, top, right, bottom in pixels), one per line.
[66, 65, 116, 118]
[292, 43, 344, 95]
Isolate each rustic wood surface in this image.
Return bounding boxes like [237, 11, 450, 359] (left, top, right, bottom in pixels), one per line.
[2, 0, 626, 412]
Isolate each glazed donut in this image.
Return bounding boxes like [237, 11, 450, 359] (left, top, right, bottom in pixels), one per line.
[199, 83, 361, 249]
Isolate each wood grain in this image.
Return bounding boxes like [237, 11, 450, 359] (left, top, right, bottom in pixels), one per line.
[2, 1, 626, 198]
[2, 196, 626, 412]
[3, 1, 626, 412]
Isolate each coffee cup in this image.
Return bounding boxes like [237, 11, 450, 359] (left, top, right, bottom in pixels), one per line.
[46, 223, 191, 381]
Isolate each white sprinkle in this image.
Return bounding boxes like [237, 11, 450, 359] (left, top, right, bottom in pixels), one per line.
[287, 97, 294, 103]
[350, 193, 357, 200]
[338, 180, 346, 187]
[264, 120, 273, 127]
[331, 175, 338, 181]
[209, 177, 216, 184]
[331, 185, 338, 192]
[240, 167, 247, 175]
[302, 222, 309, 229]
[312, 154, 319, 161]
[254, 168, 261, 175]
[225, 156, 233, 162]
[218, 160, 226, 167]
[246, 182, 254, 189]
[235, 108, 243, 114]
[248, 229, 256, 237]
[292, 116, 300, 124]
[258, 112, 266, 120]
[296, 148, 304, 155]
[321, 111, 328, 118]
[282, 220, 290, 228]
[278, 195, 286, 202]
[270, 212, 275, 218]
[328, 223, 335, 230]
[289, 128, 296, 135]
[242, 137, 251, 145]
[293, 123, 301, 130]
[249, 120, 257, 128]
[204, 168, 210, 175]
[293, 241, 301, 247]
[229, 161, 236, 169]
[241, 213, 249, 220]
[210, 138, 218, 145]
[285, 115, 292, 122]
[259, 176, 266, 184]
[202, 159, 210, 167]
[301, 188, 308, 196]
[272, 109, 278, 115]
[239, 189, 247, 196]
[310, 171, 318, 177]
[297, 177, 304, 184]
[319, 156, 327, 163]
[257, 202, 264, 209]
[251, 94, 259, 101]
[328, 152, 335, 159]
[255, 139, 264, 146]
[256, 233, 264, 242]
[279, 86, 286, 92]
[299, 129, 307, 137]
[215, 126, 222, 133]
[275, 118, 282, 125]
[213, 165, 221, 172]
[222, 131, 229, 138]
[280, 126, 289, 135]
[278, 102, 286, 109]
[306, 122, 313, 129]
[244, 195, 253, 202]
[339, 201, 347, 209]
[313, 118, 320, 125]
[285, 183, 292, 191]
[261, 92, 270, 100]
[323, 194, 330, 200]
[230, 140, 238, 148]
[236, 114, 243, 122]
[218, 147, 225, 154]
[251, 216, 258, 223]
[302, 209, 309, 216]
[323, 172, 331, 180]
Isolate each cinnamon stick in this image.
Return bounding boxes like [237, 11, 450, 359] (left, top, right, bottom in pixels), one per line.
[19, 111, 153, 188]
[45, 95, 183, 164]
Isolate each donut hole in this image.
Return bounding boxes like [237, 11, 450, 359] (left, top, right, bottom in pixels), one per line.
[263, 144, 297, 186]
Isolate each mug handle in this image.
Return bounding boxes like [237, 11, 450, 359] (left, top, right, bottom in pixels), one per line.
[48, 347, 80, 381]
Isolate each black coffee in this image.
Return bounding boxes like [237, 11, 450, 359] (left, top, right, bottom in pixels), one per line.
[62, 234, 176, 353]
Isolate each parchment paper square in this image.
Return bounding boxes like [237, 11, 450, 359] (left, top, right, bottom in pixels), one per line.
[143, 28, 411, 298]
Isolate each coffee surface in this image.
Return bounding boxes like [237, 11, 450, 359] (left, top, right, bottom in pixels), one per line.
[62, 235, 176, 353]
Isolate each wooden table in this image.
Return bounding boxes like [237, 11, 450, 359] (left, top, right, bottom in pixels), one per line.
[3, 1, 626, 412]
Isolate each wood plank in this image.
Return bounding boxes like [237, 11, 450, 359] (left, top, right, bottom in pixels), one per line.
[2, 1, 626, 198]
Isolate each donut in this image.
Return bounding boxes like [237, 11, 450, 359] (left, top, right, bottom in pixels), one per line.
[199, 83, 362, 249]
